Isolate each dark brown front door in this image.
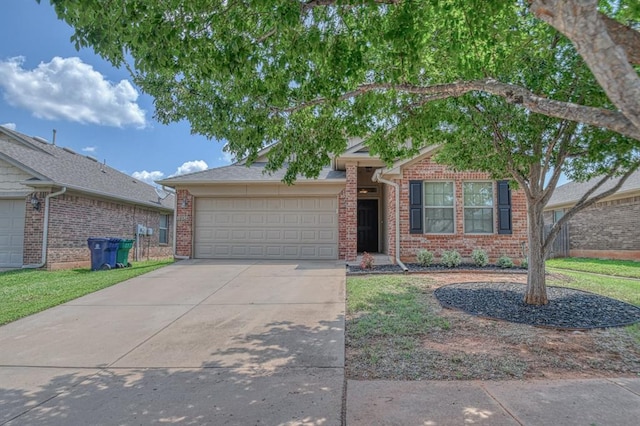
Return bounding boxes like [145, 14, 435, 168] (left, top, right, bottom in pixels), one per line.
[357, 199, 378, 252]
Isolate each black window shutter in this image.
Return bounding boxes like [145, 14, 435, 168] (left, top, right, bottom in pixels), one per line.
[497, 180, 512, 234]
[409, 180, 423, 234]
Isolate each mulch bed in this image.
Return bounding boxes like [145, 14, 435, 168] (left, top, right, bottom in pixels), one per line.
[347, 263, 527, 275]
[434, 282, 640, 330]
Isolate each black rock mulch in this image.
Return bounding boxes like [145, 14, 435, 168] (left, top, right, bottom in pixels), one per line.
[347, 262, 527, 275]
[434, 282, 640, 330]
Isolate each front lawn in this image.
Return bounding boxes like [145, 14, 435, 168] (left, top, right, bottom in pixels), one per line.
[547, 267, 640, 306]
[546, 257, 640, 279]
[0, 260, 173, 325]
[346, 272, 640, 380]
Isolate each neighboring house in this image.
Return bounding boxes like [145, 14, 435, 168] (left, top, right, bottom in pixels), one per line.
[544, 170, 640, 261]
[159, 140, 528, 264]
[0, 126, 174, 269]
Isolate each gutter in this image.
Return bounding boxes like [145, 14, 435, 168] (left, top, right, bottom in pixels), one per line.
[22, 187, 67, 269]
[372, 170, 408, 272]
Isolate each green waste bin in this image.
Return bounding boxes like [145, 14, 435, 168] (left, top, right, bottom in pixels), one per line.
[116, 239, 134, 268]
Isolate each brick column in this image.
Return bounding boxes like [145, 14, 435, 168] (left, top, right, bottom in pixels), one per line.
[175, 189, 193, 257]
[23, 192, 46, 266]
[344, 163, 358, 261]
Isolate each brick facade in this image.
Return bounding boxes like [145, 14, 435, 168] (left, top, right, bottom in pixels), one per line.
[338, 163, 358, 261]
[386, 158, 528, 263]
[23, 190, 173, 270]
[547, 195, 640, 261]
[175, 189, 193, 257]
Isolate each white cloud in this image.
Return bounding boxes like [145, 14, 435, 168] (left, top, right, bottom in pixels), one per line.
[132, 160, 209, 187]
[0, 56, 146, 128]
[132, 170, 164, 186]
[82, 146, 97, 153]
[218, 151, 235, 164]
[173, 160, 208, 176]
[0, 122, 16, 130]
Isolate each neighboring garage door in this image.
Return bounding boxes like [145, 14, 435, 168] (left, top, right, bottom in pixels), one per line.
[0, 199, 25, 267]
[195, 197, 338, 259]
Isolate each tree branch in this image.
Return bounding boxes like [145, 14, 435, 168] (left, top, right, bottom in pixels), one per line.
[600, 13, 640, 65]
[529, 0, 640, 134]
[272, 79, 640, 140]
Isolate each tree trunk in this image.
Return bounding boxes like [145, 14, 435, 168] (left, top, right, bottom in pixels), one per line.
[524, 199, 549, 305]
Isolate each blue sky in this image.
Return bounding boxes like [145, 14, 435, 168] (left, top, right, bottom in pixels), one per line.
[0, 0, 232, 186]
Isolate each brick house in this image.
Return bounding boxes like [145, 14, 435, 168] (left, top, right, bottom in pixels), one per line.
[544, 170, 640, 261]
[0, 126, 174, 270]
[159, 140, 527, 264]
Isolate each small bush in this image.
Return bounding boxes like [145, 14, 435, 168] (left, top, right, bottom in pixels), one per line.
[471, 249, 489, 267]
[416, 249, 434, 267]
[441, 250, 462, 268]
[520, 258, 528, 269]
[360, 252, 375, 269]
[497, 255, 514, 269]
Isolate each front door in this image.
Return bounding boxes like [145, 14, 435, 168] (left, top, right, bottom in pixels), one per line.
[357, 199, 378, 252]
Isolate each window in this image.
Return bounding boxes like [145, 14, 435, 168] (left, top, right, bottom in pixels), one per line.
[553, 209, 564, 223]
[159, 214, 169, 244]
[424, 182, 454, 233]
[463, 182, 494, 233]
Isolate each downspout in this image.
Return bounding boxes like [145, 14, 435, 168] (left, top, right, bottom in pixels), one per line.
[22, 187, 67, 269]
[172, 191, 189, 260]
[372, 170, 408, 272]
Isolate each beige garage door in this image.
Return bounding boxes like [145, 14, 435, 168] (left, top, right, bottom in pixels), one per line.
[194, 197, 338, 259]
[0, 199, 25, 267]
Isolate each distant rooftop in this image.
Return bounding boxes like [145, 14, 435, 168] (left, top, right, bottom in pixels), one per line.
[0, 126, 173, 210]
[546, 169, 640, 208]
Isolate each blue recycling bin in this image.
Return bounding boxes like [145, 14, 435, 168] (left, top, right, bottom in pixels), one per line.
[105, 238, 122, 269]
[88, 237, 111, 271]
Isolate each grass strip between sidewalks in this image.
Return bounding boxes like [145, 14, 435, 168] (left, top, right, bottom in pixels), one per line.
[0, 260, 173, 325]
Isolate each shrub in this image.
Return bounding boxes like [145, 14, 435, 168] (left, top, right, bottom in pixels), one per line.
[497, 255, 514, 269]
[441, 250, 462, 268]
[360, 252, 375, 269]
[520, 258, 528, 269]
[471, 249, 489, 267]
[416, 249, 434, 267]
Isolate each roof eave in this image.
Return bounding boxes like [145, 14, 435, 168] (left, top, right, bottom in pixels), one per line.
[23, 180, 174, 212]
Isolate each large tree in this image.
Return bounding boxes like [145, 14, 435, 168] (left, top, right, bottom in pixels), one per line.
[44, 0, 640, 304]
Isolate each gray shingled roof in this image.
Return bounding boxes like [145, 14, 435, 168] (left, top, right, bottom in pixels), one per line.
[0, 126, 173, 211]
[546, 169, 640, 208]
[158, 162, 346, 184]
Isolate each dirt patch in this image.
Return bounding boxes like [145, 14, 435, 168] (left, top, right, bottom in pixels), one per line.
[346, 273, 640, 381]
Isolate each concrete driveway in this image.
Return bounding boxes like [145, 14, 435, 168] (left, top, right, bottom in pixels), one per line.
[0, 260, 346, 425]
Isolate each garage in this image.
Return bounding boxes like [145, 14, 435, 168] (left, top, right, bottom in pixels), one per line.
[0, 199, 25, 267]
[194, 197, 338, 259]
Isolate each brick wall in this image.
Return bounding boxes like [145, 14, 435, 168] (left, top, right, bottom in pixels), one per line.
[175, 189, 193, 257]
[395, 158, 528, 263]
[340, 164, 358, 261]
[565, 195, 640, 260]
[23, 190, 173, 269]
[23, 192, 46, 265]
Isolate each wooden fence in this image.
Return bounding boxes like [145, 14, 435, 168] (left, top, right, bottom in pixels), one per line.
[544, 223, 570, 259]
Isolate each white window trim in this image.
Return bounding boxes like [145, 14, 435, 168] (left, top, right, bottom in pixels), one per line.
[423, 180, 456, 235]
[462, 180, 495, 235]
[159, 214, 169, 245]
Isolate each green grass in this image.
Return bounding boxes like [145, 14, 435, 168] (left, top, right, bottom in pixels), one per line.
[347, 275, 449, 341]
[547, 268, 640, 307]
[546, 257, 640, 279]
[0, 260, 173, 325]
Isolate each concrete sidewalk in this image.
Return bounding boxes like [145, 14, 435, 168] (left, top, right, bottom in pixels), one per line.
[347, 377, 640, 425]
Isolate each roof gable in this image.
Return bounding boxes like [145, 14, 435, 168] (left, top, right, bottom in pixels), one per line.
[0, 127, 173, 210]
